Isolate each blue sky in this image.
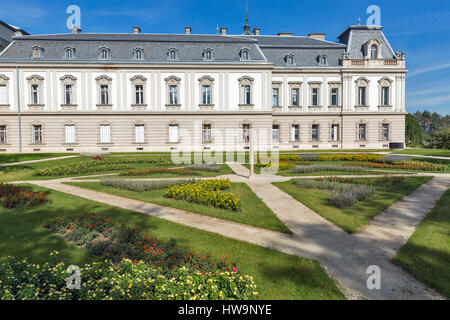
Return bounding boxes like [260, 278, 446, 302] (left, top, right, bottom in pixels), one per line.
[1, 0, 449, 115]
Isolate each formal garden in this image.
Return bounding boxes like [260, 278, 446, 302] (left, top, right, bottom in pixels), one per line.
[0, 151, 448, 300]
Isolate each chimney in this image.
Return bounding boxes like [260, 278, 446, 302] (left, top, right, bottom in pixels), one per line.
[133, 26, 141, 34]
[308, 33, 326, 40]
[253, 28, 261, 36]
[277, 32, 293, 37]
[72, 26, 81, 34]
[220, 27, 227, 35]
[185, 27, 191, 35]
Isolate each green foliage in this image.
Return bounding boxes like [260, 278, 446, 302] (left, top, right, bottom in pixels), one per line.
[0, 253, 258, 300]
[406, 114, 426, 146]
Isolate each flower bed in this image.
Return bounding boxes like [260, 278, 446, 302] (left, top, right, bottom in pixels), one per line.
[292, 164, 370, 174]
[0, 253, 257, 300]
[120, 168, 201, 176]
[186, 164, 221, 172]
[164, 179, 241, 211]
[0, 183, 50, 209]
[316, 154, 384, 162]
[43, 212, 238, 273]
[100, 178, 196, 192]
[344, 161, 446, 171]
[317, 175, 405, 186]
[33, 158, 174, 176]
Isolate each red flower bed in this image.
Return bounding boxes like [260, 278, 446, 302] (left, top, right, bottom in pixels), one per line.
[93, 155, 103, 161]
[43, 212, 240, 274]
[0, 183, 51, 209]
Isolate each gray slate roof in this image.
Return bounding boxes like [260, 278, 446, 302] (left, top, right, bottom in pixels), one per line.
[0, 20, 29, 49]
[0, 25, 397, 67]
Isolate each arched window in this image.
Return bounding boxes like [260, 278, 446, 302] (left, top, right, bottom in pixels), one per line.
[133, 47, 144, 60]
[285, 54, 295, 66]
[99, 47, 110, 60]
[203, 48, 214, 61]
[167, 48, 178, 61]
[371, 45, 378, 59]
[317, 54, 327, 66]
[240, 48, 250, 61]
[64, 47, 75, 60]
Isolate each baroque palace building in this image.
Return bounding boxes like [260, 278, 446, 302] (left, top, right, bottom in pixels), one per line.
[0, 18, 407, 153]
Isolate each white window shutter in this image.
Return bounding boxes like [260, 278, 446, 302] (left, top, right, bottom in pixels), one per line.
[169, 125, 178, 143]
[65, 125, 75, 144]
[100, 125, 111, 143]
[0, 85, 6, 104]
[135, 125, 144, 143]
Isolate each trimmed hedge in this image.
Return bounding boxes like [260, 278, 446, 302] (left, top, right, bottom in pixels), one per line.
[0, 253, 258, 300]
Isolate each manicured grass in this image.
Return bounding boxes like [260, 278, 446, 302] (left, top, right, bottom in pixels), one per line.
[67, 181, 291, 234]
[394, 189, 450, 298]
[0, 153, 76, 164]
[391, 149, 450, 157]
[273, 176, 433, 233]
[0, 184, 344, 300]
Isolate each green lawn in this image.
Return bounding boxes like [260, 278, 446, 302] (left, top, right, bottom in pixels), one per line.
[67, 181, 291, 234]
[0, 185, 344, 300]
[394, 189, 450, 298]
[0, 153, 76, 164]
[273, 176, 433, 233]
[391, 149, 450, 157]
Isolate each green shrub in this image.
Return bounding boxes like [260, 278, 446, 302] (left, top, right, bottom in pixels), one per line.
[0, 253, 258, 300]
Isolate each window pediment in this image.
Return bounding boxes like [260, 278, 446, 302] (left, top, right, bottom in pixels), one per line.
[165, 75, 181, 84]
[238, 76, 254, 85]
[95, 75, 112, 84]
[26, 75, 44, 83]
[130, 75, 147, 84]
[60, 75, 77, 83]
[198, 75, 214, 84]
[355, 77, 370, 86]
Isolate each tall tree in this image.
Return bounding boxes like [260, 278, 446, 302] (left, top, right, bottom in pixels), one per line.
[406, 114, 425, 146]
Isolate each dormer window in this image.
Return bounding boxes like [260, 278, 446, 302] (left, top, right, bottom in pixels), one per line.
[64, 47, 75, 60]
[317, 54, 327, 66]
[285, 54, 295, 66]
[133, 47, 144, 60]
[371, 45, 378, 59]
[202, 48, 214, 61]
[99, 47, 110, 60]
[32, 46, 43, 59]
[240, 48, 250, 61]
[167, 48, 178, 61]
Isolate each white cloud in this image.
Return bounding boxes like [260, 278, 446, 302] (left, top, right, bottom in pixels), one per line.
[407, 94, 450, 107]
[408, 63, 450, 78]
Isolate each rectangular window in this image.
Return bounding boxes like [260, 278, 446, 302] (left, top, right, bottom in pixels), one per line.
[32, 125, 43, 144]
[291, 88, 300, 106]
[168, 124, 179, 143]
[291, 124, 300, 142]
[0, 125, 7, 144]
[358, 124, 367, 141]
[382, 123, 390, 141]
[31, 84, 40, 104]
[272, 88, 279, 107]
[331, 124, 340, 141]
[382, 87, 390, 105]
[0, 85, 6, 105]
[135, 85, 144, 105]
[331, 88, 339, 106]
[100, 85, 109, 105]
[202, 124, 212, 143]
[135, 124, 145, 143]
[201, 85, 212, 105]
[358, 87, 366, 106]
[311, 88, 319, 106]
[100, 125, 111, 143]
[65, 85, 73, 105]
[311, 124, 320, 141]
[272, 125, 280, 143]
[169, 85, 178, 105]
[242, 124, 251, 143]
[242, 85, 251, 105]
[65, 125, 76, 144]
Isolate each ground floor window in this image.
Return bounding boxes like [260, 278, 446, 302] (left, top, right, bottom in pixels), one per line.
[272, 125, 280, 143]
[100, 124, 111, 143]
[311, 124, 320, 141]
[291, 124, 300, 142]
[202, 124, 212, 143]
[65, 125, 76, 144]
[242, 124, 251, 143]
[381, 123, 390, 140]
[331, 124, 340, 141]
[358, 124, 367, 141]
[32, 125, 43, 144]
[135, 124, 145, 143]
[0, 125, 7, 144]
[168, 124, 179, 143]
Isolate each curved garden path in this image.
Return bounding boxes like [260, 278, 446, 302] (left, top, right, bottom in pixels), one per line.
[13, 165, 450, 300]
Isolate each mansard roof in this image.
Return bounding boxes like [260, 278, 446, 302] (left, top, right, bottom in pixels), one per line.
[0, 20, 29, 48]
[337, 25, 396, 59]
